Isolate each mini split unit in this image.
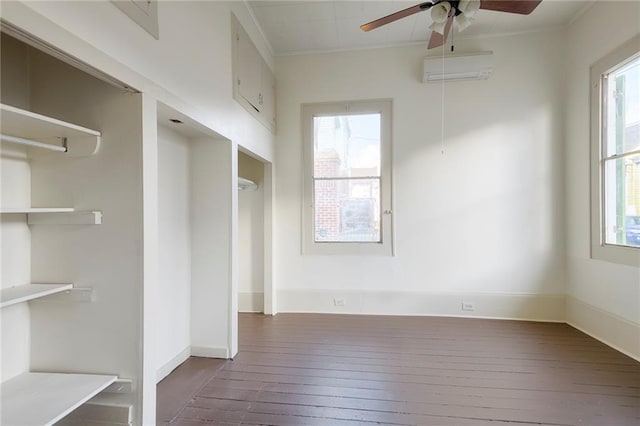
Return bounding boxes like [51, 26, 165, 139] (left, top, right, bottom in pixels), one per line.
[423, 51, 494, 83]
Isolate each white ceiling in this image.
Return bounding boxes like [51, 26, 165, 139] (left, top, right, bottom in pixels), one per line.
[248, 0, 592, 55]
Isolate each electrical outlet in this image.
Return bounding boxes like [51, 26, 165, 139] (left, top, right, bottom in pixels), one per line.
[461, 302, 475, 311]
[333, 298, 346, 307]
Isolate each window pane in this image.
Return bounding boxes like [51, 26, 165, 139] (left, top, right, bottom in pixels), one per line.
[605, 56, 640, 157]
[313, 114, 381, 178]
[314, 178, 381, 242]
[604, 153, 640, 247]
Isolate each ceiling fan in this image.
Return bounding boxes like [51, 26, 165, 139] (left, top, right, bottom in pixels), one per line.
[361, 0, 542, 49]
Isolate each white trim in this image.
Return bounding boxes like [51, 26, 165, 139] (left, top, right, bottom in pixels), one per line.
[263, 163, 276, 315]
[567, 0, 597, 27]
[277, 289, 565, 322]
[190, 346, 230, 359]
[229, 144, 239, 359]
[0, 20, 136, 92]
[155, 346, 191, 383]
[590, 34, 640, 266]
[566, 297, 640, 361]
[110, 0, 159, 40]
[275, 25, 567, 58]
[241, 0, 275, 59]
[302, 99, 394, 256]
[239, 292, 264, 313]
[141, 93, 159, 426]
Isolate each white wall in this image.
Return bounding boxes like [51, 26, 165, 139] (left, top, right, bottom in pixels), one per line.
[238, 152, 264, 312]
[0, 147, 32, 382]
[564, 1, 640, 359]
[275, 30, 567, 320]
[1, 0, 275, 162]
[0, 36, 32, 383]
[190, 138, 238, 359]
[156, 125, 192, 378]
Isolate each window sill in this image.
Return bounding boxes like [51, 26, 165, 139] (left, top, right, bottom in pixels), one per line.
[591, 242, 640, 267]
[302, 241, 394, 256]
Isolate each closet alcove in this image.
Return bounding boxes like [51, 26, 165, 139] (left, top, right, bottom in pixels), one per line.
[238, 151, 265, 313]
[1, 32, 141, 425]
[155, 102, 236, 383]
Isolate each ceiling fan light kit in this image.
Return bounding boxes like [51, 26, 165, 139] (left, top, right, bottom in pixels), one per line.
[429, 0, 480, 34]
[361, 0, 542, 49]
[429, 1, 452, 34]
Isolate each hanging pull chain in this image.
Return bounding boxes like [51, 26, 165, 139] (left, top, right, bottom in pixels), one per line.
[441, 42, 445, 155]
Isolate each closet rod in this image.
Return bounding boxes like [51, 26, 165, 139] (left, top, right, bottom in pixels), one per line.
[1, 134, 67, 152]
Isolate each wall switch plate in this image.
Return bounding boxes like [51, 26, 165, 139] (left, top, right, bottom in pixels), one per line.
[461, 302, 475, 311]
[333, 298, 345, 307]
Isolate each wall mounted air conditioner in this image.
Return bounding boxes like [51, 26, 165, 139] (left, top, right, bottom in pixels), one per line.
[423, 51, 494, 83]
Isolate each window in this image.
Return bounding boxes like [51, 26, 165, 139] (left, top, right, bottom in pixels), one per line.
[591, 35, 640, 265]
[302, 100, 393, 255]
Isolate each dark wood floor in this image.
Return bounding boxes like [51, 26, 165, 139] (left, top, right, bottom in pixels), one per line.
[158, 313, 640, 425]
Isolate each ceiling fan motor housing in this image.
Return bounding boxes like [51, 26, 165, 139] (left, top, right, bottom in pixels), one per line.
[430, 0, 464, 16]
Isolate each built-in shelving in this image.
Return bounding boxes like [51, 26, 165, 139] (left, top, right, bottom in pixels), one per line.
[0, 208, 103, 225]
[1, 35, 128, 425]
[1, 372, 117, 426]
[0, 103, 101, 156]
[1, 283, 74, 308]
[1, 207, 75, 214]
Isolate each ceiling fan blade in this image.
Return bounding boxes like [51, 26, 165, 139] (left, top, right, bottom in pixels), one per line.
[361, 2, 433, 32]
[479, 0, 542, 15]
[427, 15, 454, 49]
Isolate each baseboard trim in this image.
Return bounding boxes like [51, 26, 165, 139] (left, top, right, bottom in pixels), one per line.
[191, 345, 229, 359]
[239, 291, 264, 313]
[566, 296, 640, 361]
[156, 346, 191, 383]
[277, 289, 565, 322]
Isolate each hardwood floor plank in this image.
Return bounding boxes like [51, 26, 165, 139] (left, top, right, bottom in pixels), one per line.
[211, 369, 639, 407]
[158, 313, 640, 426]
[229, 351, 640, 386]
[219, 362, 640, 397]
[198, 378, 638, 416]
[235, 346, 635, 372]
[192, 386, 636, 425]
[156, 357, 226, 422]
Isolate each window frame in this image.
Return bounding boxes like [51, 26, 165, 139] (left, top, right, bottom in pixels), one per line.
[302, 99, 394, 256]
[590, 34, 640, 266]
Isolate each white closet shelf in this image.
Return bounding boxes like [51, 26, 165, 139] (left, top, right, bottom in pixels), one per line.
[1, 208, 102, 225]
[0, 103, 101, 156]
[1, 283, 74, 308]
[1, 207, 75, 213]
[1, 372, 117, 426]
